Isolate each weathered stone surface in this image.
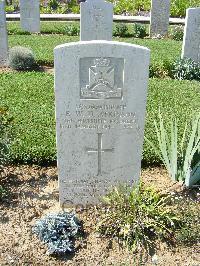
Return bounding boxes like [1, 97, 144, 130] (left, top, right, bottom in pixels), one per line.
[54, 41, 150, 206]
[0, 0, 8, 66]
[182, 8, 200, 62]
[150, 0, 170, 37]
[80, 0, 113, 41]
[20, 0, 40, 33]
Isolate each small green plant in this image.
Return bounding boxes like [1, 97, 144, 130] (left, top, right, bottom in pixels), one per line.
[145, 112, 200, 187]
[113, 23, 129, 37]
[172, 58, 200, 81]
[169, 25, 184, 41]
[48, 0, 59, 10]
[8, 46, 36, 71]
[162, 59, 175, 78]
[67, 0, 80, 13]
[175, 200, 200, 244]
[0, 185, 7, 199]
[32, 212, 82, 255]
[149, 63, 170, 78]
[5, 5, 15, 13]
[133, 23, 147, 38]
[65, 24, 80, 36]
[97, 183, 180, 251]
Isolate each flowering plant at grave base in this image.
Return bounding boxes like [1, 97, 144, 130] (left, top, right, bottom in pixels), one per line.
[145, 111, 200, 187]
[32, 211, 82, 255]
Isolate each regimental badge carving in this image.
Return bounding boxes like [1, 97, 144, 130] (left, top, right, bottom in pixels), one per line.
[80, 57, 124, 99]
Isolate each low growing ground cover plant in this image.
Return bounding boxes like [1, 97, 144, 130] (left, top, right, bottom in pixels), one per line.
[65, 24, 80, 36]
[113, 23, 130, 37]
[169, 25, 184, 41]
[97, 183, 181, 251]
[32, 211, 82, 255]
[145, 112, 200, 187]
[133, 23, 147, 38]
[173, 196, 200, 245]
[172, 58, 200, 81]
[8, 46, 36, 70]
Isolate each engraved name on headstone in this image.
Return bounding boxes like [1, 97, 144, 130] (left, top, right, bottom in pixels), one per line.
[54, 42, 150, 205]
[150, 0, 170, 37]
[80, 0, 113, 41]
[182, 8, 200, 63]
[20, 0, 40, 33]
[0, 0, 8, 66]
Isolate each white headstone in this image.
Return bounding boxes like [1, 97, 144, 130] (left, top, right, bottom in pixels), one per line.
[0, 0, 8, 66]
[80, 0, 113, 41]
[150, 0, 170, 37]
[54, 41, 150, 205]
[20, 0, 40, 33]
[182, 8, 200, 62]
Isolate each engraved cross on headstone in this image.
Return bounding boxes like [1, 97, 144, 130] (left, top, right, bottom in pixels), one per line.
[86, 133, 114, 176]
[80, 0, 113, 41]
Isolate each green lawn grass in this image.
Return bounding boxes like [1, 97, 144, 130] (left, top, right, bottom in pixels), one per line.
[9, 35, 79, 66]
[0, 72, 56, 164]
[8, 35, 181, 67]
[7, 22, 182, 67]
[0, 72, 199, 165]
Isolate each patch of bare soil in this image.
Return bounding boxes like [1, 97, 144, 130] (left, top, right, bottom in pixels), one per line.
[41, 66, 54, 74]
[0, 166, 199, 266]
[0, 67, 14, 74]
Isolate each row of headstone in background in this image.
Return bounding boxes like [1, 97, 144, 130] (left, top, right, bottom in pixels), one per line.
[20, 0, 40, 33]
[54, 0, 150, 205]
[17, 0, 200, 64]
[18, 0, 170, 37]
[19, 0, 170, 37]
[182, 8, 200, 63]
[0, 0, 8, 66]
[150, 2, 200, 63]
[150, 0, 170, 37]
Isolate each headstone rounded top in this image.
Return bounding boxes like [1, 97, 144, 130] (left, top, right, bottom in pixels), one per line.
[54, 40, 150, 54]
[187, 7, 200, 11]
